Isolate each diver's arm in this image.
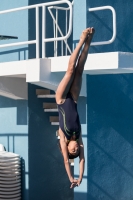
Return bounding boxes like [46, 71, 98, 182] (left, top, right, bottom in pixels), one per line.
[78, 133, 85, 185]
[59, 129, 77, 186]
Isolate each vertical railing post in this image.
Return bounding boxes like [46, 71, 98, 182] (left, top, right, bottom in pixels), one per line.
[53, 13, 56, 56]
[42, 5, 46, 58]
[55, 9, 58, 57]
[65, 9, 68, 55]
[36, 6, 39, 59]
[61, 40, 63, 56]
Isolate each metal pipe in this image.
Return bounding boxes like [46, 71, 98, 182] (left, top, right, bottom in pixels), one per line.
[53, 16, 56, 56]
[36, 7, 39, 58]
[0, 0, 73, 58]
[0, 0, 72, 14]
[42, 6, 46, 58]
[55, 9, 58, 56]
[65, 9, 68, 55]
[48, 8, 71, 53]
[0, 40, 36, 48]
[88, 6, 116, 46]
[48, 6, 70, 11]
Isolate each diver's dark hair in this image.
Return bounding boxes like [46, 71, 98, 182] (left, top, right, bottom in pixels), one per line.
[68, 151, 80, 159]
[57, 140, 80, 159]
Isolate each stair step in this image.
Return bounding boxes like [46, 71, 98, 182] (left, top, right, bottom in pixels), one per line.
[36, 89, 50, 95]
[43, 103, 57, 109]
[50, 116, 59, 122]
[37, 94, 55, 98]
[44, 109, 58, 112]
[51, 122, 59, 125]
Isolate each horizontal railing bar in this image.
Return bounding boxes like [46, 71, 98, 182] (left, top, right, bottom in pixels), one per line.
[0, 40, 36, 48]
[0, 0, 70, 14]
[89, 6, 116, 46]
[48, 6, 70, 10]
[0, 0, 73, 58]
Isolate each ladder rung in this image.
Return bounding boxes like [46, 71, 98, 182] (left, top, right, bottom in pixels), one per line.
[36, 89, 50, 95]
[37, 94, 55, 98]
[43, 103, 57, 109]
[50, 116, 59, 122]
[51, 122, 59, 125]
[44, 109, 58, 112]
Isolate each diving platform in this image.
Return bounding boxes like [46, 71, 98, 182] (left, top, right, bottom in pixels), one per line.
[0, 52, 133, 97]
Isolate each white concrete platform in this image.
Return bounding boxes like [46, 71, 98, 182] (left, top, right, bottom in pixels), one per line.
[0, 52, 133, 97]
[50, 52, 133, 74]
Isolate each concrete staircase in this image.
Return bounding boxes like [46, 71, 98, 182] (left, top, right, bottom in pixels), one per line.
[36, 89, 74, 166]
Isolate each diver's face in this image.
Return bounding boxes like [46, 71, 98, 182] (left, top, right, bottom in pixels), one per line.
[68, 141, 79, 155]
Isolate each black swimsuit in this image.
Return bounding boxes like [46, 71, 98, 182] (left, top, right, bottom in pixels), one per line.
[57, 93, 81, 141]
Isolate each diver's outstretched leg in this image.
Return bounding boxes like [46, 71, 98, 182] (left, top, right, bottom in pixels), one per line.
[55, 28, 91, 104]
[70, 27, 95, 102]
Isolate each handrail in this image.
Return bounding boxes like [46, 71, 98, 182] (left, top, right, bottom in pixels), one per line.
[0, 0, 73, 58]
[88, 6, 116, 45]
[42, 1, 72, 42]
[47, 5, 72, 57]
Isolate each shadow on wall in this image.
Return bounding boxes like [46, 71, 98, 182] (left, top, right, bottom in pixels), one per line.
[87, 74, 133, 200]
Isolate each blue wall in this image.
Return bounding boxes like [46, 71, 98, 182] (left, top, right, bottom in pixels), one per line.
[86, 0, 133, 199]
[87, 74, 133, 200]
[87, 0, 133, 53]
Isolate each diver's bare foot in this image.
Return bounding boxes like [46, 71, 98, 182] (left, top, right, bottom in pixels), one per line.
[80, 27, 94, 43]
[80, 28, 90, 43]
[86, 27, 95, 43]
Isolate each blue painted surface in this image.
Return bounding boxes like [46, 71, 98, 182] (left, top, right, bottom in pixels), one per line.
[87, 0, 133, 53]
[0, 96, 28, 200]
[87, 74, 133, 200]
[85, 0, 133, 199]
[74, 97, 88, 200]
[0, 1, 28, 62]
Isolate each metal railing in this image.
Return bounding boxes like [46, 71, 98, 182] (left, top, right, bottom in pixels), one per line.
[88, 6, 116, 46]
[47, 5, 72, 57]
[0, 0, 73, 58]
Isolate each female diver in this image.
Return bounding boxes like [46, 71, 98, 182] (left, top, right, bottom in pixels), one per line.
[56, 27, 95, 188]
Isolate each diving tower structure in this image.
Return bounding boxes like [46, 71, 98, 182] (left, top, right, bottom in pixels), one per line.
[0, 1, 133, 97]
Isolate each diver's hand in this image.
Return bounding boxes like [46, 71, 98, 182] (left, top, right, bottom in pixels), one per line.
[70, 178, 82, 188]
[70, 178, 78, 189]
[76, 178, 82, 186]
